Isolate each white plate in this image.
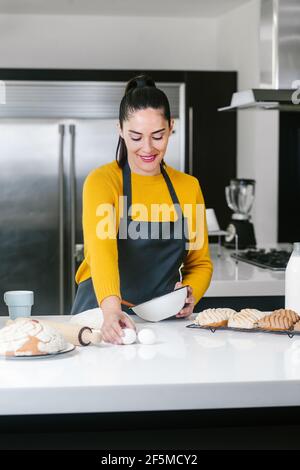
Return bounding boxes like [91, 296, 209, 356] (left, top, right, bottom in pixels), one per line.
[1, 343, 76, 360]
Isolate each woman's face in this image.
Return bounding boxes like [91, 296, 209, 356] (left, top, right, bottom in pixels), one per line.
[118, 108, 174, 176]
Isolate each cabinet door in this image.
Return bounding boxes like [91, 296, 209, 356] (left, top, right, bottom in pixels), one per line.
[278, 112, 300, 242]
[185, 72, 237, 230]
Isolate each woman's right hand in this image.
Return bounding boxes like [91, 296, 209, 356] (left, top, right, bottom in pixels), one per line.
[101, 309, 136, 345]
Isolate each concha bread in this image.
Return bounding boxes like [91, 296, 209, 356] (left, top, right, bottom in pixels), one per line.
[272, 309, 300, 322]
[256, 309, 299, 331]
[0, 318, 68, 356]
[228, 309, 266, 329]
[195, 308, 236, 327]
[293, 320, 300, 331]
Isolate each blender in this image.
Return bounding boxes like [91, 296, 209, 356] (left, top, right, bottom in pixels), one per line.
[224, 178, 256, 249]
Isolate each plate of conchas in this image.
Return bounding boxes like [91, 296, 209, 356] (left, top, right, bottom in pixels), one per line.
[189, 308, 300, 336]
[0, 318, 75, 359]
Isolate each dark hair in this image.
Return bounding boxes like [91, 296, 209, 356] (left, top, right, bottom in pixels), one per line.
[116, 74, 171, 168]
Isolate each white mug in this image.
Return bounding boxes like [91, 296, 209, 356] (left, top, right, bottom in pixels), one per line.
[3, 290, 34, 320]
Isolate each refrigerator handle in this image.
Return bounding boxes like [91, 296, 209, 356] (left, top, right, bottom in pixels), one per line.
[58, 124, 65, 315]
[188, 106, 193, 176]
[69, 124, 77, 305]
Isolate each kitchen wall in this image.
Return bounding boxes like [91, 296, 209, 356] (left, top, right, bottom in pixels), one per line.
[0, 4, 278, 244]
[0, 14, 217, 69]
[217, 0, 279, 245]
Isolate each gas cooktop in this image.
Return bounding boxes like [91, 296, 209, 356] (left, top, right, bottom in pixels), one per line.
[230, 248, 292, 271]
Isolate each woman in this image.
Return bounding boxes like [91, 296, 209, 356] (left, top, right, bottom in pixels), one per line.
[71, 74, 213, 344]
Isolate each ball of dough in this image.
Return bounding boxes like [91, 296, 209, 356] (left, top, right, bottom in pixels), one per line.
[137, 328, 156, 345]
[121, 328, 137, 345]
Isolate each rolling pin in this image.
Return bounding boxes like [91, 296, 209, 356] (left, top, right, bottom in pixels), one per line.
[40, 320, 102, 346]
[5, 318, 102, 347]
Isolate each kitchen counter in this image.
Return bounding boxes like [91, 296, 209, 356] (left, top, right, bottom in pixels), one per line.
[206, 243, 287, 297]
[1, 314, 300, 416]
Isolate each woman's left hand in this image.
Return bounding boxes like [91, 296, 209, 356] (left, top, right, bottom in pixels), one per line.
[174, 282, 195, 318]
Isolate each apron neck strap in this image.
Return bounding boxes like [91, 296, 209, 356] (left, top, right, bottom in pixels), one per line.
[122, 159, 182, 217]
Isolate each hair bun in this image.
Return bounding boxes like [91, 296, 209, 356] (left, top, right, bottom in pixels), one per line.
[135, 77, 148, 88]
[125, 74, 156, 95]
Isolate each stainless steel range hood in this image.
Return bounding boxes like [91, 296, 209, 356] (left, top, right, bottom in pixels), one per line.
[219, 0, 300, 112]
[218, 88, 300, 111]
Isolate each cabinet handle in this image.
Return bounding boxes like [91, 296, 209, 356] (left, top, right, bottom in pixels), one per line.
[189, 106, 193, 175]
[58, 124, 65, 315]
[69, 124, 76, 305]
[75, 244, 84, 263]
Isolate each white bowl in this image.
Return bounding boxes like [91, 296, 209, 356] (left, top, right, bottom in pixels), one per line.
[131, 286, 188, 322]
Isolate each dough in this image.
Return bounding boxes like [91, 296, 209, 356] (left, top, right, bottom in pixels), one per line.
[70, 308, 104, 329]
[70, 308, 135, 330]
[121, 328, 137, 345]
[138, 328, 156, 345]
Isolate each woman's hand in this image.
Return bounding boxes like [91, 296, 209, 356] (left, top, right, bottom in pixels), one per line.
[174, 282, 195, 318]
[101, 309, 136, 345]
[100, 295, 136, 345]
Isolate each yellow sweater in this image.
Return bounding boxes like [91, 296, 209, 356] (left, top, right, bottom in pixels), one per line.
[75, 160, 213, 305]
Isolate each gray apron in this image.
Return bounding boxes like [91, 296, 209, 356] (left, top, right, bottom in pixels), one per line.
[71, 160, 188, 314]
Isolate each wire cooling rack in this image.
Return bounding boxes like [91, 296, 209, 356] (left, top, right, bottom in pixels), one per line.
[186, 323, 300, 339]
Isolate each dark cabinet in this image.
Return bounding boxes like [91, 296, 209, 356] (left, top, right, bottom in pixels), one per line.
[185, 71, 237, 230]
[278, 112, 300, 243]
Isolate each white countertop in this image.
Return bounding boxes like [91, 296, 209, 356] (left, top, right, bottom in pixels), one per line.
[1, 314, 300, 416]
[206, 244, 287, 297]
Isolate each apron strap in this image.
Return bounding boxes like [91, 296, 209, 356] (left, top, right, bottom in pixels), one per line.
[122, 159, 132, 209]
[122, 160, 183, 220]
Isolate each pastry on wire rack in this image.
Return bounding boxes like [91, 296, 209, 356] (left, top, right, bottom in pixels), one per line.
[194, 308, 236, 328]
[292, 319, 300, 331]
[228, 308, 266, 329]
[256, 309, 299, 331]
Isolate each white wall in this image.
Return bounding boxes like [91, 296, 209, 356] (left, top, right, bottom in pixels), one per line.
[0, 13, 217, 69]
[217, 0, 279, 245]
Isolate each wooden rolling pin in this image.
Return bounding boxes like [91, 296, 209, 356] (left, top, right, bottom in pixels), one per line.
[6, 318, 102, 347]
[121, 299, 136, 308]
[40, 320, 102, 346]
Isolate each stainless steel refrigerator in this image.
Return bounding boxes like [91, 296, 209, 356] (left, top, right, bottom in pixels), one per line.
[0, 81, 184, 315]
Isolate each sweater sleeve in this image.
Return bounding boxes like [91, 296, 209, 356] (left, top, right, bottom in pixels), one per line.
[82, 170, 121, 305]
[180, 179, 213, 304]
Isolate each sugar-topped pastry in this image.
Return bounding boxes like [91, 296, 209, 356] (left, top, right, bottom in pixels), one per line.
[293, 320, 300, 331]
[195, 308, 236, 327]
[256, 309, 299, 331]
[228, 309, 266, 329]
[272, 309, 300, 322]
[0, 318, 68, 356]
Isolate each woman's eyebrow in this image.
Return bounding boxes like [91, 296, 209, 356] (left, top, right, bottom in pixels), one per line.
[128, 128, 166, 135]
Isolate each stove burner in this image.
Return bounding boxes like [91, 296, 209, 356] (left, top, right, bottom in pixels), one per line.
[231, 248, 292, 271]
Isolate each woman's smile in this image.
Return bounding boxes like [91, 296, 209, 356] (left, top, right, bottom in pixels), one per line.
[138, 154, 158, 163]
